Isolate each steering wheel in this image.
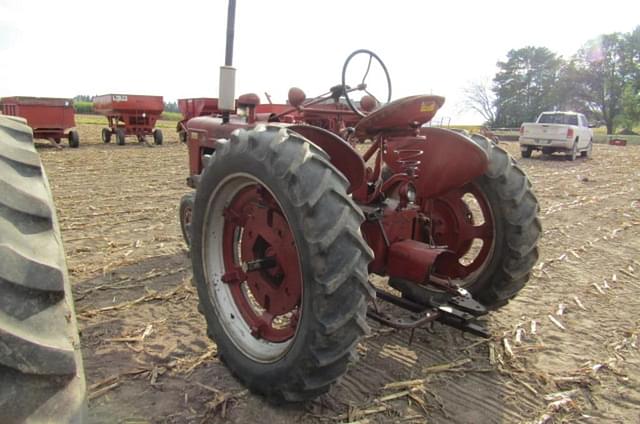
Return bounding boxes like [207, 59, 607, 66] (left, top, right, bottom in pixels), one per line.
[341, 49, 392, 117]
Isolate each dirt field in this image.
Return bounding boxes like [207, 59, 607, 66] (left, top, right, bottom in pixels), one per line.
[38, 122, 640, 423]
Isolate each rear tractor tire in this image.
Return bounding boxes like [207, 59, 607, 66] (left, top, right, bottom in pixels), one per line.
[393, 137, 541, 310]
[191, 126, 373, 402]
[68, 130, 80, 148]
[153, 129, 163, 145]
[0, 116, 87, 422]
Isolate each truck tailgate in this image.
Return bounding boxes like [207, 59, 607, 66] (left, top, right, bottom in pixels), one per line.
[522, 124, 568, 140]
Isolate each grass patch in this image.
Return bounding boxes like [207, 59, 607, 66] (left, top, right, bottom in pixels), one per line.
[161, 111, 181, 121]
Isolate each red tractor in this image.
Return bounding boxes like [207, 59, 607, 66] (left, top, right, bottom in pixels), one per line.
[180, 2, 540, 403]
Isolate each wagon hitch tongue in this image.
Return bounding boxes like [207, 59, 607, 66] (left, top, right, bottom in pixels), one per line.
[369, 281, 491, 339]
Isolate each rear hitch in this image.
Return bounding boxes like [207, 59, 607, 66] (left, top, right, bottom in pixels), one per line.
[368, 283, 491, 339]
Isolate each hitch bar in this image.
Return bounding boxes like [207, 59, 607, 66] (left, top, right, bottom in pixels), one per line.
[369, 287, 491, 338]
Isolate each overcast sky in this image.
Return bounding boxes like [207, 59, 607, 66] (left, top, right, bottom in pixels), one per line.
[0, 0, 638, 123]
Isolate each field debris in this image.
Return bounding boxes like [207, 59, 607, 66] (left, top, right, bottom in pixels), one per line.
[573, 296, 587, 311]
[548, 315, 566, 331]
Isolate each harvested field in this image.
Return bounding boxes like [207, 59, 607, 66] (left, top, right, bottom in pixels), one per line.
[38, 121, 640, 423]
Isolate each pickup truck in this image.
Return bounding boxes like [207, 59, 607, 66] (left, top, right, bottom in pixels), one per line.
[519, 112, 593, 160]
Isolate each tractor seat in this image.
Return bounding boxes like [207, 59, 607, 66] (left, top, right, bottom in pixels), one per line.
[354, 95, 445, 138]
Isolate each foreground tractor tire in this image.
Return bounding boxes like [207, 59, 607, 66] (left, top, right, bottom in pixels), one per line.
[191, 126, 373, 402]
[396, 137, 541, 310]
[0, 116, 87, 422]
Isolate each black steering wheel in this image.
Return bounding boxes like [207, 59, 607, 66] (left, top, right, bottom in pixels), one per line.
[341, 49, 392, 117]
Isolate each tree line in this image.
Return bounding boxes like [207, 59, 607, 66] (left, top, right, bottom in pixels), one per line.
[466, 26, 640, 134]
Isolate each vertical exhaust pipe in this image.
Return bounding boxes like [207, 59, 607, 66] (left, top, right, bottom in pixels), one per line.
[220, 0, 237, 123]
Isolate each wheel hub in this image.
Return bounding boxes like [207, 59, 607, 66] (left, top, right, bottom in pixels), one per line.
[429, 183, 495, 283]
[221, 185, 302, 343]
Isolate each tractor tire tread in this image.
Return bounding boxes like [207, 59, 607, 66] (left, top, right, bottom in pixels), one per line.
[476, 142, 541, 308]
[0, 116, 86, 423]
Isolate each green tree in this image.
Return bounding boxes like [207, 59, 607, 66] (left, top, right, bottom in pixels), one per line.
[570, 33, 627, 134]
[618, 26, 640, 131]
[493, 47, 564, 127]
[164, 101, 179, 113]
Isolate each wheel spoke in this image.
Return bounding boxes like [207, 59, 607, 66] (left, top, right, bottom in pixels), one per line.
[468, 223, 492, 241]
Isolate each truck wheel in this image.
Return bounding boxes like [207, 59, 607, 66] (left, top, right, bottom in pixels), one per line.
[179, 130, 188, 143]
[101, 128, 112, 143]
[567, 140, 578, 161]
[68, 130, 80, 148]
[394, 138, 541, 310]
[179, 192, 194, 247]
[191, 126, 373, 402]
[521, 147, 532, 158]
[581, 140, 593, 158]
[0, 116, 87, 422]
[153, 129, 163, 145]
[116, 129, 126, 145]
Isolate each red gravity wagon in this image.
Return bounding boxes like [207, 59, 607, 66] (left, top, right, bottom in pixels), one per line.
[94, 94, 164, 145]
[0, 96, 80, 147]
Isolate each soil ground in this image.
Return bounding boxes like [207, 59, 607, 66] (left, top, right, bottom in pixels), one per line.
[38, 122, 640, 423]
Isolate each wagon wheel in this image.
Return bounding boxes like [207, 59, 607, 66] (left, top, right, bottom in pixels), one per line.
[191, 126, 373, 401]
[116, 129, 126, 145]
[101, 128, 112, 143]
[68, 130, 80, 148]
[153, 129, 163, 145]
[395, 139, 540, 310]
[341, 49, 392, 117]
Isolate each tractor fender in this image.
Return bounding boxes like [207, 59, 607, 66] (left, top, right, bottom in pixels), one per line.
[287, 124, 365, 194]
[385, 127, 489, 200]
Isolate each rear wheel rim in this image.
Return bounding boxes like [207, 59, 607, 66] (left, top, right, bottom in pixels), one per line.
[429, 182, 496, 287]
[203, 174, 302, 363]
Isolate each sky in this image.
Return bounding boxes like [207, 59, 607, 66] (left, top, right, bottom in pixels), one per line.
[0, 0, 638, 124]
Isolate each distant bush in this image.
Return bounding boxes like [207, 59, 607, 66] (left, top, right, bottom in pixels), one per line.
[161, 111, 181, 121]
[74, 101, 94, 114]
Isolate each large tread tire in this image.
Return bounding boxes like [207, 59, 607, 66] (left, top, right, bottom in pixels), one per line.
[456, 138, 540, 308]
[0, 116, 87, 423]
[395, 137, 541, 310]
[468, 138, 541, 308]
[191, 125, 374, 402]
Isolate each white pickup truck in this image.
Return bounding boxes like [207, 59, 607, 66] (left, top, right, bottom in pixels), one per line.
[519, 111, 593, 160]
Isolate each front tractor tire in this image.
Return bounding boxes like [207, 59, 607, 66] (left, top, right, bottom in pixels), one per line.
[396, 137, 541, 310]
[0, 116, 86, 422]
[179, 192, 194, 247]
[191, 126, 373, 402]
